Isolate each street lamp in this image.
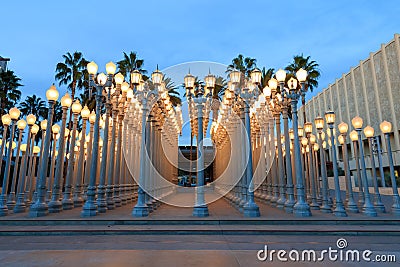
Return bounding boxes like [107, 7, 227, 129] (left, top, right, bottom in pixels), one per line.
[0, 107, 20, 216]
[284, 69, 311, 217]
[48, 93, 72, 213]
[363, 125, 385, 213]
[29, 85, 59, 217]
[7, 118, 26, 209]
[304, 122, 319, 209]
[349, 129, 364, 206]
[0, 114, 11, 179]
[62, 99, 82, 210]
[325, 110, 347, 217]
[351, 116, 377, 217]
[82, 61, 115, 217]
[47, 124, 60, 201]
[337, 123, 359, 213]
[379, 121, 400, 216]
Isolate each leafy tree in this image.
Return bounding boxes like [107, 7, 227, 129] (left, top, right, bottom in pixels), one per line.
[18, 95, 48, 144]
[260, 67, 275, 89]
[117, 51, 147, 88]
[163, 77, 181, 107]
[226, 54, 257, 78]
[285, 54, 320, 123]
[0, 70, 22, 118]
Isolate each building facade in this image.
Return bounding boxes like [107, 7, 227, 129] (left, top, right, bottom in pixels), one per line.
[299, 33, 400, 181]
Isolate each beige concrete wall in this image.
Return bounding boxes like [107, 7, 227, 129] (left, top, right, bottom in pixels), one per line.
[301, 34, 400, 169]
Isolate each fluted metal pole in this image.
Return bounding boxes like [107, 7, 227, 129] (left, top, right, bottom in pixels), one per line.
[341, 133, 359, 213]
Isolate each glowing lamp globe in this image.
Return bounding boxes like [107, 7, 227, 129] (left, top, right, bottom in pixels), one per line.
[1, 114, 11, 126]
[352, 116, 363, 130]
[268, 78, 278, 90]
[304, 122, 313, 134]
[309, 134, 316, 145]
[275, 69, 286, 83]
[337, 122, 348, 134]
[314, 143, 319, 151]
[130, 70, 142, 85]
[97, 73, 107, 86]
[89, 111, 96, 124]
[105, 61, 116, 75]
[205, 73, 216, 88]
[81, 105, 90, 119]
[350, 130, 358, 142]
[9, 107, 20, 120]
[229, 69, 241, 84]
[184, 73, 195, 89]
[6, 141, 16, 150]
[298, 127, 304, 137]
[380, 120, 392, 134]
[17, 119, 27, 130]
[114, 73, 124, 85]
[52, 124, 60, 134]
[46, 84, 59, 101]
[301, 137, 308, 146]
[121, 82, 129, 93]
[151, 68, 163, 86]
[87, 61, 98, 75]
[250, 68, 262, 85]
[324, 110, 336, 125]
[72, 100, 82, 114]
[61, 93, 72, 108]
[26, 114, 36, 126]
[40, 120, 48, 130]
[289, 129, 294, 140]
[20, 144, 27, 153]
[33, 146, 40, 154]
[296, 68, 308, 82]
[363, 126, 374, 138]
[263, 86, 271, 97]
[322, 141, 327, 149]
[314, 116, 324, 130]
[64, 128, 70, 138]
[31, 124, 39, 134]
[127, 89, 134, 99]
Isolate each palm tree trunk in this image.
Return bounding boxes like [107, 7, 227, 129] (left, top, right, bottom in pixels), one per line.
[302, 95, 306, 124]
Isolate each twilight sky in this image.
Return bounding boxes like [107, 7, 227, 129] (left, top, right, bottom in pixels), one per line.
[2, 0, 399, 144]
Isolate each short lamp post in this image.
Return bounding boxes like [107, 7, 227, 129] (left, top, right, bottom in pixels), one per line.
[380, 121, 400, 216]
[349, 130, 364, 206]
[304, 122, 319, 209]
[325, 111, 347, 217]
[0, 114, 12, 178]
[351, 116, 377, 217]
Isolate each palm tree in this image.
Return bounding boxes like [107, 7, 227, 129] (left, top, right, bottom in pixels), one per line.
[226, 54, 257, 78]
[260, 67, 275, 89]
[0, 70, 22, 118]
[117, 51, 147, 88]
[163, 77, 181, 107]
[212, 76, 227, 100]
[19, 95, 48, 144]
[285, 54, 320, 123]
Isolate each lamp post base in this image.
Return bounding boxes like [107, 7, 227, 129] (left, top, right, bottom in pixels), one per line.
[362, 205, 377, 217]
[48, 200, 63, 213]
[132, 204, 149, 217]
[284, 199, 296, 214]
[346, 200, 359, 213]
[374, 202, 386, 213]
[333, 206, 348, 217]
[81, 201, 98, 217]
[29, 202, 49, 217]
[293, 202, 312, 217]
[243, 203, 260, 217]
[62, 198, 74, 210]
[192, 205, 209, 217]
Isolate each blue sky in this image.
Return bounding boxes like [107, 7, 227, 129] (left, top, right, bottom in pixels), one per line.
[2, 0, 400, 144]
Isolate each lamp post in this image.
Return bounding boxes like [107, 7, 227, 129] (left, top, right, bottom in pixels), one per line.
[14, 114, 36, 213]
[379, 121, 400, 216]
[364, 126, 385, 213]
[7, 119, 26, 209]
[73, 105, 90, 207]
[48, 93, 72, 213]
[284, 69, 311, 217]
[0, 114, 11, 178]
[132, 68, 162, 217]
[29, 85, 59, 217]
[25, 124, 39, 205]
[62, 100, 82, 210]
[337, 123, 359, 213]
[304, 123, 319, 209]
[47, 124, 60, 201]
[0, 107, 20, 216]
[351, 116, 376, 217]
[350, 130, 364, 206]
[82, 61, 115, 217]
[84, 111, 96, 195]
[325, 110, 347, 217]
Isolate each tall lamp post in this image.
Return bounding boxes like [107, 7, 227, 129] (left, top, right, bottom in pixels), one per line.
[284, 69, 311, 217]
[349, 130, 364, 206]
[363, 126, 385, 213]
[351, 116, 377, 217]
[304, 122, 319, 209]
[325, 110, 347, 217]
[0, 114, 12, 178]
[337, 123, 359, 213]
[82, 61, 115, 217]
[0, 107, 20, 216]
[380, 121, 400, 216]
[29, 85, 59, 217]
[48, 93, 72, 213]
